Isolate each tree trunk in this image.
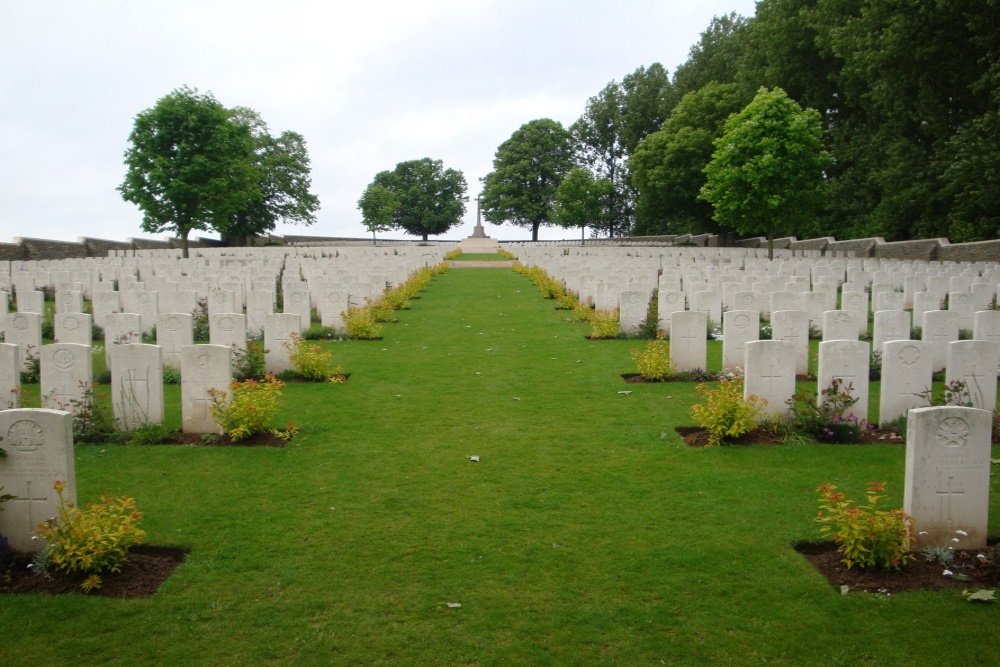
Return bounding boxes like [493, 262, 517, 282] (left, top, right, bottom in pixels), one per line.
[180, 229, 190, 259]
[768, 221, 775, 261]
[531, 222, 540, 242]
[422, 232, 428, 242]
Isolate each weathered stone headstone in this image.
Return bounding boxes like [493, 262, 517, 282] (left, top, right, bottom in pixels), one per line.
[878, 340, 932, 426]
[181, 344, 232, 434]
[973, 310, 1000, 348]
[54, 312, 92, 347]
[112, 344, 165, 430]
[669, 311, 707, 372]
[722, 310, 758, 373]
[945, 340, 999, 411]
[871, 310, 910, 354]
[744, 340, 796, 417]
[0, 343, 19, 409]
[922, 310, 959, 373]
[156, 313, 193, 369]
[821, 310, 859, 341]
[283, 289, 312, 332]
[656, 290, 685, 335]
[16, 289, 44, 314]
[264, 313, 301, 374]
[208, 289, 236, 317]
[771, 310, 809, 376]
[210, 313, 248, 362]
[319, 289, 348, 331]
[40, 343, 92, 412]
[7, 310, 43, 372]
[817, 340, 870, 423]
[0, 408, 76, 552]
[905, 406, 991, 549]
[247, 290, 274, 338]
[619, 290, 649, 335]
[690, 291, 722, 329]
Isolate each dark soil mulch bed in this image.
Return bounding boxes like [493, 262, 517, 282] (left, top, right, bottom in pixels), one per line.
[622, 373, 720, 384]
[675, 425, 785, 446]
[162, 431, 288, 447]
[0, 545, 188, 598]
[675, 426, 905, 447]
[797, 540, 1000, 594]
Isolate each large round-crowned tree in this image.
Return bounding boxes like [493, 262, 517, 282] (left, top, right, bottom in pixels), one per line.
[700, 86, 830, 259]
[480, 118, 574, 241]
[118, 87, 258, 257]
[370, 158, 467, 241]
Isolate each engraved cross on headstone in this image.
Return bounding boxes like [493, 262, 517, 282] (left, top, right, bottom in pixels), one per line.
[935, 475, 965, 527]
[10, 480, 50, 535]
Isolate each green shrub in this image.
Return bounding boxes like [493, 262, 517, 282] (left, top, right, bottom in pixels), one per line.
[33, 481, 146, 592]
[631, 334, 671, 380]
[815, 481, 915, 571]
[786, 378, 866, 442]
[208, 374, 285, 442]
[233, 339, 267, 381]
[689, 377, 765, 446]
[589, 309, 619, 339]
[343, 306, 383, 340]
[283, 332, 346, 382]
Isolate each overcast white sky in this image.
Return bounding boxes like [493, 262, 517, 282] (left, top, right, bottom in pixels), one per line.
[0, 0, 759, 244]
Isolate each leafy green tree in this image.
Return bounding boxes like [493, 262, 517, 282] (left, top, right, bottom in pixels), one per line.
[119, 86, 258, 257]
[222, 107, 320, 245]
[480, 119, 574, 241]
[700, 87, 830, 258]
[630, 82, 747, 236]
[668, 13, 753, 110]
[357, 183, 399, 244]
[371, 158, 467, 241]
[553, 166, 613, 241]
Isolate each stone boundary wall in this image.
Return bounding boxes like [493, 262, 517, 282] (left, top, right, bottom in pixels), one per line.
[0, 236, 226, 260]
[7, 230, 1000, 261]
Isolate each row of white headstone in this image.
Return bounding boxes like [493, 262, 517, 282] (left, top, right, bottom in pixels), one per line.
[0, 246, 452, 554]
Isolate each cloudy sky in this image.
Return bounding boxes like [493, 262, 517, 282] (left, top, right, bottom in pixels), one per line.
[1, 0, 759, 244]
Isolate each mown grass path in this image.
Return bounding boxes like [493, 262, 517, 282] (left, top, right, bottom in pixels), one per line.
[2, 267, 998, 666]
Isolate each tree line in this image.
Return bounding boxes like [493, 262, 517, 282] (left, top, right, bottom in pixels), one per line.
[391, 1, 998, 244]
[125, 3, 1000, 247]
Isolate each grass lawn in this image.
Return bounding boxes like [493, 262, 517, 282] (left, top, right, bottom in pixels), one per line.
[2, 268, 998, 665]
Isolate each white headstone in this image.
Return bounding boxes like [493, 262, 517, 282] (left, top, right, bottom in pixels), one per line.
[181, 344, 232, 434]
[4, 312, 42, 373]
[656, 290, 685, 335]
[821, 310, 859, 341]
[264, 313, 302, 374]
[945, 340, 999, 411]
[0, 408, 76, 552]
[744, 340, 796, 417]
[0, 343, 19, 409]
[112, 344, 165, 430]
[921, 310, 959, 373]
[54, 312, 92, 347]
[619, 290, 649, 335]
[871, 310, 910, 354]
[40, 343, 92, 413]
[319, 289, 348, 331]
[156, 313, 194, 369]
[771, 310, 809, 376]
[905, 406, 992, 549]
[817, 340, 870, 423]
[878, 340, 932, 426]
[210, 313, 248, 361]
[973, 310, 1000, 349]
[722, 310, 759, 374]
[669, 311, 707, 372]
[283, 289, 312, 333]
